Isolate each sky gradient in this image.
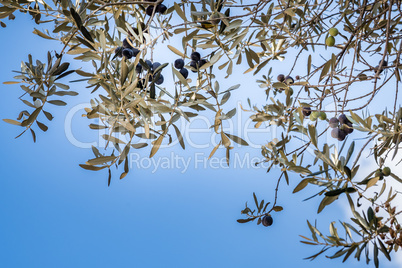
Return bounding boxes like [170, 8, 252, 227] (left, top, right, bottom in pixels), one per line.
[0, 3, 401, 268]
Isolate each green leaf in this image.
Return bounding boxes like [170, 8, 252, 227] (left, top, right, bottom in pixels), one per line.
[377, 238, 391, 261]
[70, 7, 82, 27]
[367, 207, 375, 224]
[150, 135, 164, 158]
[172, 124, 185, 150]
[272, 206, 283, 212]
[102, 134, 125, 144]
[36, 121, 48, 132]
[33, 28, 54, 40]
[319, 60, 331, 81]
[318, 195, 338, 213]
[21, 107, 41, 127]
[43, 110, 53, 121]
[79, 164, 107, 171]
[293, 178, 315, 193]
[342, 245, 357, 263]
[79, 26, 94, 43]
[345, 141, 355, 164]
[344, 166, 351, 179]
[76, 36, 96, 51]
[48, 100, 67, 106]
[308, 124, 317, 148]
[3, 119, 21, 126]
[108, 168, 111, 187]
[236, 218, 254, 223]
[168, 45, 185, 58]
[226, 133, 249, 146]
[325, 188, 345, 196]
[173, 2, 187, 21]
[3, 81, 20, 85]
[366, 176, 380, 189]
[86, 156, 116, 165]
[253, 192, 258, 208]
[51, 62, 70, 76]
[118, 143, 130, 165]
[30, 129, 36, 142]
[131, 143, 148, 149]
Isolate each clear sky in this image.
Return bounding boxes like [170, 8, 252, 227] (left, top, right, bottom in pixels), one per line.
[0, 3, 400, 268]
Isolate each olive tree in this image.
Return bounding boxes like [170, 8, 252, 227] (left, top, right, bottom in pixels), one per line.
[1, 0, 402, 266]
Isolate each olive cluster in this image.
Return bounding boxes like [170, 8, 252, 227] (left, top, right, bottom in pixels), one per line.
[375, 167, 391, 180]
[326, 27, 338, 47]
[276, 73, 296, 95]
[115, 37, 140, 59]
[174, 58, 189, 79]
[114, 23, 148, 60]
[136, 60, 165, 86]
[189, 51, 208, 73]
[300, 107, 327, 121]
[277, 74, 294, 85]
[329, 114, 353, 141]
[146, 1, 167, 16]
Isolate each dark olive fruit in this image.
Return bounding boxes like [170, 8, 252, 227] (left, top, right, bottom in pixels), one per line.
[179, 68, 189, 79]
[374, 65, 383, 74]
[198, 59, 207, 68]
[338, 113, 351, 125]
[144, 60, 153, 69]
[331, 128, 346, 141]
[191, 51, 201, 61]
[189, 60, 198, 72]
[343, 122, 353, 134]
[139, 22, 146, 30]
[156, 4, 167, 14]
[262, 215, 273, 227]
[123, 38, 133, 49]
[174, 58, 185, 69]
[375, 169, 383, 177]
[135, 63, 142, 74]
[114, 47, 123, 58]
[130, 27, 138, 36]
[277, 74, 285, 82]
[210, 13, 220, 25]
[295, 75, 300, 80]
[285, 76, 294, 85]
[302, 107, 311, 117]
[132, 48, 140, 57]
[382, 167, 391, 176]
[379, 60, 388, 67]
[155, 74, 164, 85]
[329, 117, 339, 128]
[122, 48, 134, 59]
[152, 62, 161, 72]
[146, 6, 154, 16]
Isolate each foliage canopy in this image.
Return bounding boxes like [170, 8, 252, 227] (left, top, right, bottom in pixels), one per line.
[1, 0, 402, 266]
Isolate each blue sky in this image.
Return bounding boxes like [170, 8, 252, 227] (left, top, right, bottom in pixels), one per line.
[0, 4, 400, 268]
